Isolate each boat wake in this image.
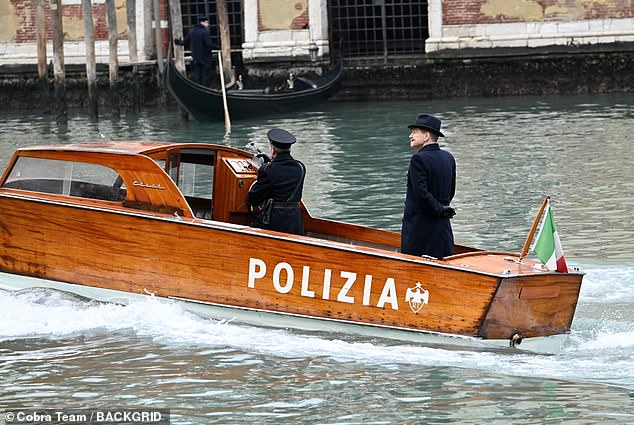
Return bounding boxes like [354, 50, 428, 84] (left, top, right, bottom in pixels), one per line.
[2, 265, 634, 390]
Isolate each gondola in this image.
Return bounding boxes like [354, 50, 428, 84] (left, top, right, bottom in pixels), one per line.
[164, 47, 343, 121]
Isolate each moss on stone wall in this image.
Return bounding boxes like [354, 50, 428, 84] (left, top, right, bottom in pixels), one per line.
[1, 45, 633, 111]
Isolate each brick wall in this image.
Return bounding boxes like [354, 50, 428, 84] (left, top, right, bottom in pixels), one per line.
[10, 0, 114, 42]
[443, 0, 634, 25]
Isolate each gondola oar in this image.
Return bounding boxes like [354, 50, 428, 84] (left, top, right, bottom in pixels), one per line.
[217, 51, 231, 133]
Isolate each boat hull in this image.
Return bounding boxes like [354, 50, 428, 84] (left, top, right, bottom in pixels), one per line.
[0, 193, 582, 349]
[0, 271, 569, 354]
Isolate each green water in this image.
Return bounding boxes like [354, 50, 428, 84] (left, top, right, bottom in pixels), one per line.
[1, 94, 634, 424]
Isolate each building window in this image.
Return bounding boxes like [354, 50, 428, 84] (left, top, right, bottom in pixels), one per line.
[180, 0, 244, 51]
[329, 0, 429, 64]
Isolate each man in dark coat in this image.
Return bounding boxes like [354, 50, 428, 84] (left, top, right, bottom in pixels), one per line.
[248, 128, 306, 235]
[175, 16, 219, 87]
[401, 113, 456, 258]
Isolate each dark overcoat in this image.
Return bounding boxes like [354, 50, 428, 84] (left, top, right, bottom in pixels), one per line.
[180, 24, 220, 86]
[401, 143, 456, 258]
[182, 24, 218, 65]
[248, 152, 305, 235]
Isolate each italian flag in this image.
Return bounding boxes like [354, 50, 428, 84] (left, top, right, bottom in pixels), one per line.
[533, 200, 568, 273]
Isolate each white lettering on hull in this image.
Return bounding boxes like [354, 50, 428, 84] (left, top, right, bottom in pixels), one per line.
[323, 269, 332, 299]
[248, 258, 266, 288]
[363, 274, 372, 306]
[301, 265, 315, 298]
[338, 271, 356, 303]
[378, 278, 398, 310]
[273, 262, 293, 293]
[247, 257, 409, 311]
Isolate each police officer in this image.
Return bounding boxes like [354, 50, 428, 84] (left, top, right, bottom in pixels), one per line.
[248, 128, 306, 235]
[175, 16, 219, 87]
[401, 113, 456, 258]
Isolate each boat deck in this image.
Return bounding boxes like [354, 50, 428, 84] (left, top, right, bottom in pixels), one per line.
[444, 251, 549, 276]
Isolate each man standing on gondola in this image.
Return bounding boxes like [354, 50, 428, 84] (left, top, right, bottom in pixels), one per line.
[401, 113, 456, 259]
[175, 16, 219, 87]
[248, 129, 306, 236]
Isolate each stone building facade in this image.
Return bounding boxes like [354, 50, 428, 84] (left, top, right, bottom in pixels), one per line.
[0, 0, 633, 65]
[427, 0, 634, 52]
[0, 0, 146, 64]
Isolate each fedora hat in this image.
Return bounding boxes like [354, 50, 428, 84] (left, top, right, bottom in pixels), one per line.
[267, 128, 296, 149]
[408, 113, 445, 137]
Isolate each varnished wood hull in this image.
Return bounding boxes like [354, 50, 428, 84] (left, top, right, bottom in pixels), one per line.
[0, 193, 583, 347]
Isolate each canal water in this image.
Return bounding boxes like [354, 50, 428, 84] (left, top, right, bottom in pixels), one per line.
[1, 94, 634, 423]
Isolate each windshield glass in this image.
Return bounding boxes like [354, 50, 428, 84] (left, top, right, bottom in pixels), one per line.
[2, 156, 126, 202]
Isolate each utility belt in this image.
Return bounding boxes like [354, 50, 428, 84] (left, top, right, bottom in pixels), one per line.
[272, 201, 300, 209]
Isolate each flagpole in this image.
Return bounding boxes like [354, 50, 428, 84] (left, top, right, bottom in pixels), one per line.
[519, 195, 550, 260]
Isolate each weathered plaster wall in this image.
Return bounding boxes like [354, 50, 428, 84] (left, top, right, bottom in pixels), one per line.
[444, 0, 634, 25]
[243, 0, 327, 63]
[0, 0, 20, 42]
[428, 0, 634, 51]
[259, 0, 308, 30]
[8, 0, 128, 43]
[0, 0, 155, 63]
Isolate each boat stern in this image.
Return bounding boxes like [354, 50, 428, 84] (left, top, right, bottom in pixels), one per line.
[478, 272, 583, 342]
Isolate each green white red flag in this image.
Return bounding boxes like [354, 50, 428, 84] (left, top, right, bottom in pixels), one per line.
[533, 200, 568, 273]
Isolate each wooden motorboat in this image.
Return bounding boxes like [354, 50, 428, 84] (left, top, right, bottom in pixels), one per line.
[0, 142, 583, 352]
[164, 50, 343, 121]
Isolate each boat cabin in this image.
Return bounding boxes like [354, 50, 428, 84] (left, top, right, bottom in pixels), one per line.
[1, 141, 479, 255]
[0, 142, 263, 226]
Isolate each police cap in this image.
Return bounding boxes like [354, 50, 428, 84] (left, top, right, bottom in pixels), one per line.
[267, 128, 296, 149]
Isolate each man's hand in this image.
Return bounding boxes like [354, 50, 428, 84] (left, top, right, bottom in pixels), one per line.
[252, 152, 271, 168]
[441, 206, 456, 219]
[256, 153, 271, 164]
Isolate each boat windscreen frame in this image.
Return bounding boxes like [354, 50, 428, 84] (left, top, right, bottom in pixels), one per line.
[164, 147, 217, 220]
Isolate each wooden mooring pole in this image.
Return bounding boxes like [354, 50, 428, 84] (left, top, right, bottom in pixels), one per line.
[127, 0, 138, 62]
[167, 0, 184, 74]
[127, 0, 140, 112]
[82, 0, 98, 118]
[143, 0, 155, 60]
[105, 0, 120, 118]
[167, 0, 188, 120]
[50, 0, 67, 124]
[154, 0, 166, 106]
[35, 0, 48, 110]
[216, 0, 234, 87]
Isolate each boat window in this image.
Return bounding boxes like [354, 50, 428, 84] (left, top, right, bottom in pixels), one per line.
[169, 151, 215, 219]
[2, 157, 126, 202]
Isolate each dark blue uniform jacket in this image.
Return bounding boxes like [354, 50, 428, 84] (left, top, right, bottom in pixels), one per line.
[401, 143, 456, 258]
[248, 152, 305, 235]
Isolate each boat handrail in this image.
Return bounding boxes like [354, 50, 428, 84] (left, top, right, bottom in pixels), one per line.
[445, 250, 521, 260]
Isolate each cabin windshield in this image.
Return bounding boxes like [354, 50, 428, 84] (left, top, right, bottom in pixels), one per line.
[1, 156, 126, 202]
[165, 150, 215, 219]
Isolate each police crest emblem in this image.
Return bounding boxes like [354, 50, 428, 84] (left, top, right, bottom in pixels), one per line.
[405, 282, 429, 313]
